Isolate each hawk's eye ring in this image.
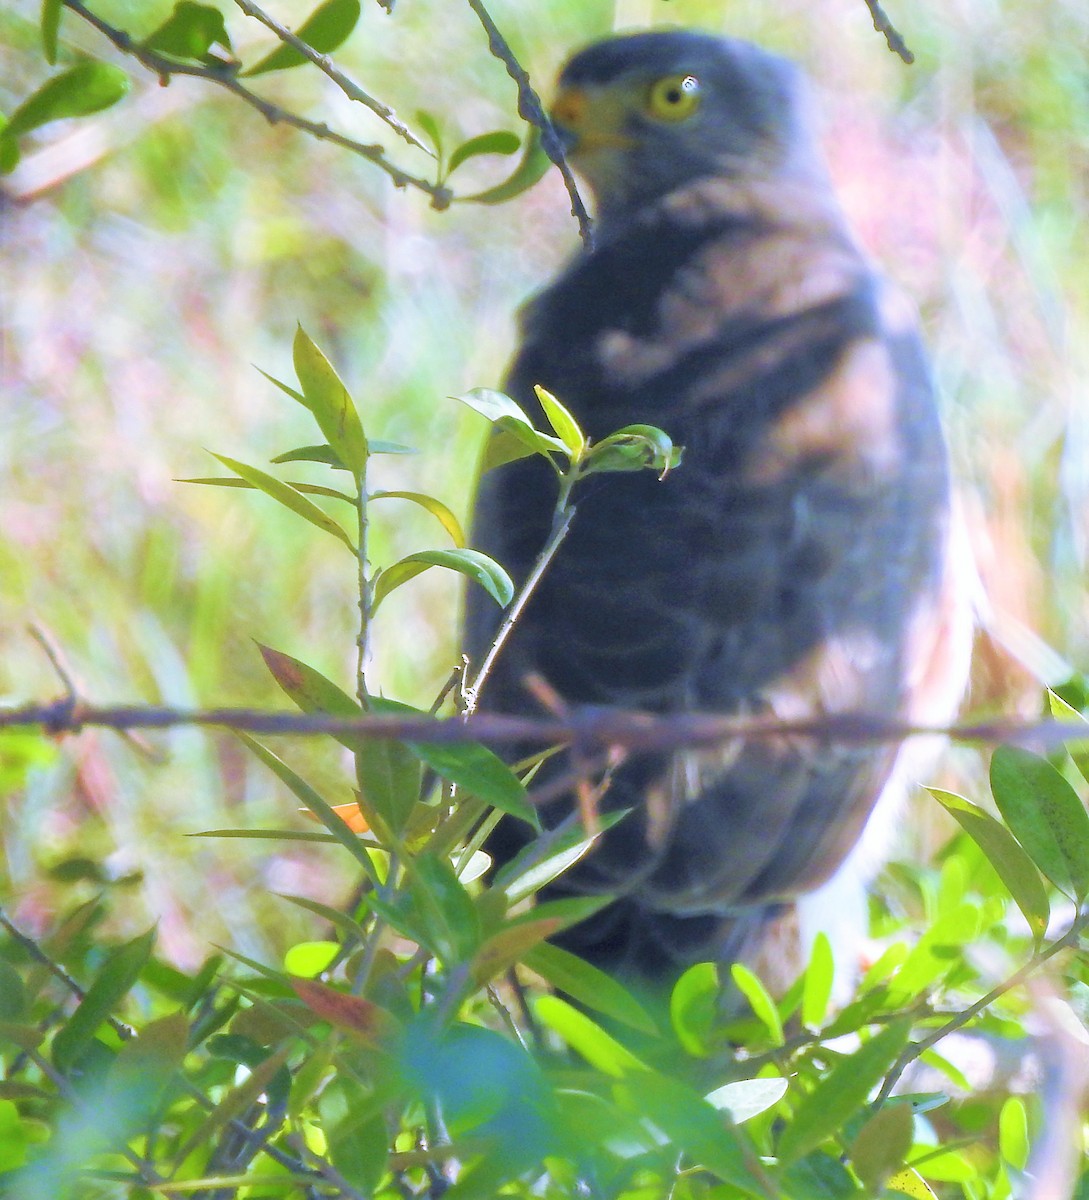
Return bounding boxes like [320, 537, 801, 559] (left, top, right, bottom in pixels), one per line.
[646, 74, 701, 122]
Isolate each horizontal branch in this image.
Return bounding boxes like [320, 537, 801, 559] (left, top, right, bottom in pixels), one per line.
[4, 695, 1087, 754]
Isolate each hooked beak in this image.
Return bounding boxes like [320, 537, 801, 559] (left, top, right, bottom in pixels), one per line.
[550, 85, 635, 157]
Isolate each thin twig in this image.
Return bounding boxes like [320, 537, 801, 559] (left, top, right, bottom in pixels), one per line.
[464, 0, 593, 246]
[6, 695, 1089, 756]
[62, 0, 450, 206]
[876, 907, 1089, 1102]
[862, 0, 915, 64]
[232, 0, 432, 153]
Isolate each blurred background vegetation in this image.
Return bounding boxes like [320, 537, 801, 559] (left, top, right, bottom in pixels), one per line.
[2, 0, 1087, 973]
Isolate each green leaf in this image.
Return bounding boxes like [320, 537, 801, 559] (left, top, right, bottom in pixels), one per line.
[319, 1076, 390, 1193]
[671, 961, 720, 1057]
[456, 125, 552, 204]
[42, 0, 62, 64]
[52, 927, 157, 1073]
[210, 452, 355, 550]
[1048, 689, 1089, 786]
[521, 943, 657, 1033]
[409, 853, 480, 963]
[371, 490, 465, 546]
[111, 1010, 189, 1090]
[929, 787, 1050, 939]
[245, 0, 362, 76]
[480, 428, 536, 473]
[372, 548, 513, 611]
[730, 963, 784, 1045]
[237, 732, 379, 876]
[292, 326, 369, 479]
[0, 129, 19, 175]
[447, 129, 521, 176]
[776, 1019, 913, 1163]
[705, 1077, 788, 1124]
[415, 109, 443, 157]
[368, 696, 534, 826]
[990, 745, 1089, 900]
[850, 1102, 913, 1191]
[586, 423, 683, 476]
[494, 810, 624, 900]
[615, 1074, 772, 1195]
[283, 940, 340, 978]
[533, 995, 648, 1078]
[802, 932, 834, 1030]
[888, 903, 981, 1000]
[471, 917, 564, 985]
[7, 62, 130, 138]
[454, 387, 566, 457]
[533, 384, 585, 460]
[998, 1095, 1029, 1170]
[886, 1167, 939, 1199]
[277, 893, 368, 946]
[141, 2, 232, 61]
[448, 131, 520, 177]
[178, 475, 353, 502]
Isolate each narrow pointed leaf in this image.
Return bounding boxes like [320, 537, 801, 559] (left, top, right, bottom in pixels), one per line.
[237, 732, 378, 875]
[471, 917, 565, 985]
[454, 388, 566, 456]
[776, 1019, 913, 1163]
[371, 548, 513, 611]
[495, 811, 624, 899]
[211, 452, 355, 549]
[990, 745, 1089, 900]
[801, 931, 834, 1030]
[730, 963, 784, 1045]
[52, 927, 157, 1073]
[371, 490, 465, 546]
[292, 326, 368, 478]
[447, 129, 521, 175]
[930, 787, 1049, 939]
[409, 852, 480, 963]
[456, 126, 552, 204]
[533, 996, 647, 1078]
[534, 385, 584, 459]
[245, 0, 362, 76]
[1048, 689, 1089, 785]
[141, 2, 232, 61]
[179, 476, 353, 501]
[522, 943, 656, 1033]
[415, 109, 443, 157]
[7, 62, 130, 137]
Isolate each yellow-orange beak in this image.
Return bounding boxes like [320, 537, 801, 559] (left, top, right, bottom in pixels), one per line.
[550, 85, 635, 155]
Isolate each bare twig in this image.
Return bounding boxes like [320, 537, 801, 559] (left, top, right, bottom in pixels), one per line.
[62, 0, 451, 206]
[862, 0, 915, 64]
[465, 0, 593, 246]
[232, 0, 432, 153]
[5, 696, 1089, 757]
[876, 907, 1089, 1102]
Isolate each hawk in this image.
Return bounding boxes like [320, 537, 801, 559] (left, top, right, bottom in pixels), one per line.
[466, 30, 971, 983]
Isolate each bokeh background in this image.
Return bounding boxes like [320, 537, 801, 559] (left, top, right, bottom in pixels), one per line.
[2, 0, 1087, 966]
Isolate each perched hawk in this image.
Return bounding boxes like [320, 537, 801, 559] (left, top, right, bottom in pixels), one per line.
[466, 30, 971, 983]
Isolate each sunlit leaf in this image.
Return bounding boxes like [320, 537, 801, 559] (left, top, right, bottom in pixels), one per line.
[929, 787, 1050, 939]
[522, 943, 657, 1034]
[991, 745, 1089, 900]
[999, 1095, 1029, 1170]
[210, 452, 355, 550]
[801, 931, 834, 1030]
[887, 1168, 939, 1198]
[495, 810, 624, 899]
[456, 125, 552, 204]
[178, 475, 353, 502]
[283, 940, 339, 978]
[730, 963, 784, 1045]
[415, 109, 443, 157]
[292, 326, 369, 479]
[372, 548, 513, 611]
[480, 427, 536, 472]
[671, 961, 720, 1057]
[299, 800, 369, 832]
[704, 1077, 788, 1124]
[371, 489, 465, 546]
[52, 927, 157, 1073]
[533, 995, 647, 1078]
[776, 1019, 913, 1163]
[7, 62, 130, 137]
[245, 0, 362, 76]
[1048, 689, 1089, 786]
[533, 384, 585, 460]
[447, 129, 521, 175]
[454, 387, 567, 457]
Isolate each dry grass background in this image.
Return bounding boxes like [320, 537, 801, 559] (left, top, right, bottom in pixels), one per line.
[1, 0, 1087, 965]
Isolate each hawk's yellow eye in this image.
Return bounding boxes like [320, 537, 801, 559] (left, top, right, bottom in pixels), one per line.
[646, 74, 701, 122]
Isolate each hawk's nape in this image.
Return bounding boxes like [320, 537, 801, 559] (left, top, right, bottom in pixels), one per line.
[465, 30, 972, 984]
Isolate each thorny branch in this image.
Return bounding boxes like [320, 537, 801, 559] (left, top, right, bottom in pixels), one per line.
[862, 0, 915, 64]
[3, 697, 1087, 760]
[61, 0, 451, 206]
[465, 0, 594, 246]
